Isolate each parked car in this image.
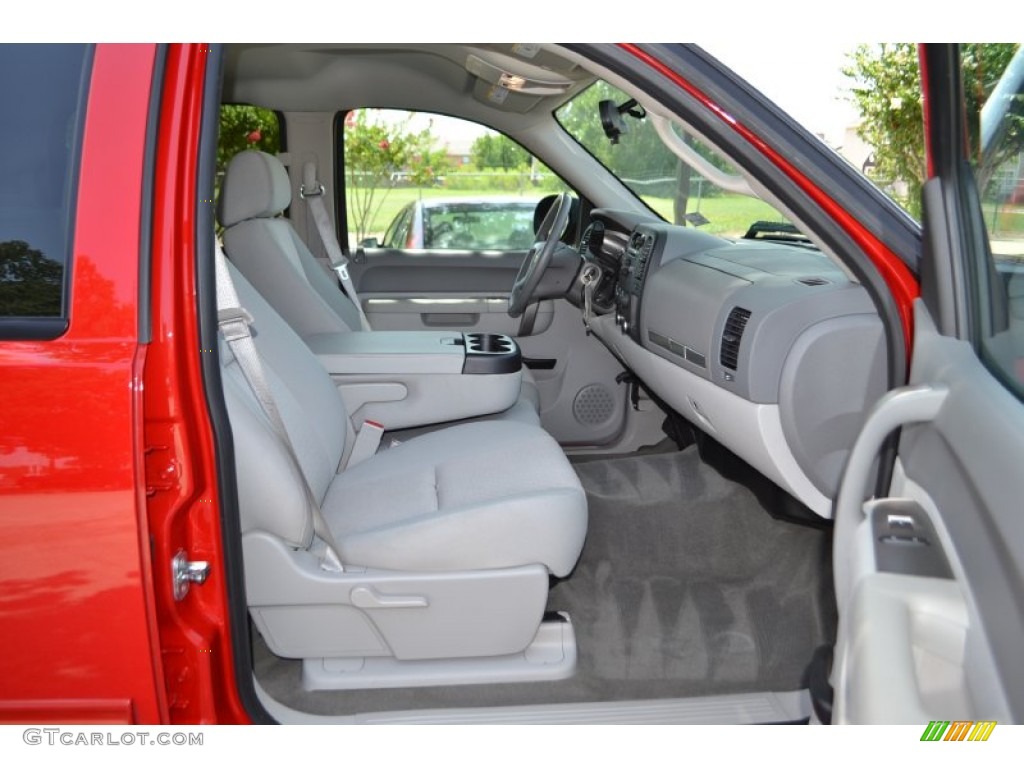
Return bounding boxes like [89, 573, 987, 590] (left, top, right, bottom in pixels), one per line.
[1, 43, 1022, 728]
[367, 197, 541, 250]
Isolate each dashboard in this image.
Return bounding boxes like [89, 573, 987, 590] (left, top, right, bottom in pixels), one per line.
[576, 209, 887, 517]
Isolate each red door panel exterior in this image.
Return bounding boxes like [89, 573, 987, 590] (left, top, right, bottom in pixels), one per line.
[0, 45, 165, 723]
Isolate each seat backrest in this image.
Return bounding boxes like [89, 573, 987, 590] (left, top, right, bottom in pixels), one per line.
[219, 150, 364, 337]
[219, 257, 349, 549]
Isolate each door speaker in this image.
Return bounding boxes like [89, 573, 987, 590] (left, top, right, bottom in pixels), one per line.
[572, 384, 616, 426]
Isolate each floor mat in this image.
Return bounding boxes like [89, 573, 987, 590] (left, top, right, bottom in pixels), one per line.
[253, 447, 836, 716]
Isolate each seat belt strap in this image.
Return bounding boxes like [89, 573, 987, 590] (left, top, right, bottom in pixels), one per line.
[299, 161, 372, 332]
[214, 245, 345, 572]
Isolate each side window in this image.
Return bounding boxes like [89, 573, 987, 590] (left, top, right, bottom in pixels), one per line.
[341, 109, 564, 252]
[967, 44, 1024, 398]
[0, 44, 90, 337]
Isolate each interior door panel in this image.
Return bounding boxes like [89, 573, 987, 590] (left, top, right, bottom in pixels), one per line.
[346, 248, 630, 446]
[833, 304, 1018, 723]
[833, 44, 1023, 725]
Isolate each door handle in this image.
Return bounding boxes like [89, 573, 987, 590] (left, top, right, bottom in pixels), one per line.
[834, 384, 948, 612]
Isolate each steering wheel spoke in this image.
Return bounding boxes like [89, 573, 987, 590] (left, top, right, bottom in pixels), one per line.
[507, 192, 572, 319]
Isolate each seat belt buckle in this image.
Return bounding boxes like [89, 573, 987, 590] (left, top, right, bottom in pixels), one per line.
[346, 420, 384, 468]
[333, 263, 350, 282]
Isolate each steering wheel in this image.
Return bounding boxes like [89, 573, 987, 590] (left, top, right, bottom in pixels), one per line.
[508, 192, 572, 318]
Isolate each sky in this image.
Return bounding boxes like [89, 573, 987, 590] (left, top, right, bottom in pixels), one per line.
[700, 41, 861, 146]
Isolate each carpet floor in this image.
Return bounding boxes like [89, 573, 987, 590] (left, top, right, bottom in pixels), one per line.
[253, 446, 836, 716]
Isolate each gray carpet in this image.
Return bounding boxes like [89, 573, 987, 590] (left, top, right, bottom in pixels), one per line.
[253, 447, 836, 716]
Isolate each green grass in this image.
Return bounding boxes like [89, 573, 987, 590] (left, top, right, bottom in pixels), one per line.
[644, 194, 787, 238]
[982, 203, 1024, 236]
[348, 187, 788, 242]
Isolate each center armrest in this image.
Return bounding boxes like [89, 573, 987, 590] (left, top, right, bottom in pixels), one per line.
[305, 331, 524, 430]
[305, 331, 466, 375]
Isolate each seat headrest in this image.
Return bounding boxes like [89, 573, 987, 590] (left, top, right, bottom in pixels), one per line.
[219, 150, 291, 228]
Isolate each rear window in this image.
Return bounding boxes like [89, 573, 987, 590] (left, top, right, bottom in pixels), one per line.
[0, 44, 91, 338]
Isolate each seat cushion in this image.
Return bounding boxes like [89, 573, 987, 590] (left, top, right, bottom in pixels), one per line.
[323, 420, 587, 576]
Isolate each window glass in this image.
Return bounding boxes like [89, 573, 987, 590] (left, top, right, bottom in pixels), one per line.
[341, 109, 566, 251]
[382, 204, 412, 248]
[556, 81, 794, 241]
[966, 43, 1024, 398]
[0, 44, 90, 323]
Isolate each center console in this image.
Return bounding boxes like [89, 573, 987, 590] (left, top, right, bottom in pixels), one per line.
[305, 331, 523, 430]
[614, 226, 662, 343]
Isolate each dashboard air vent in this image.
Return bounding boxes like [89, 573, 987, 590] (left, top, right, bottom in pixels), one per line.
[629, 233, 655, 290]
[796, 276, 831, 286]
[719, 307, 752, 370]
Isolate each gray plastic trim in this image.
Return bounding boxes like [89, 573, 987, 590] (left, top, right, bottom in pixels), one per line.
[305, 330, 522, 428]
[833, 383, 948, 612]
[254, 683, 811, 724]
[778, 314, 887, 497]
[302, 617, 576, 690]
[305, 330, 465, 375]
[591, 313, 830, 515]
[245, 532, 549, 662]
[866, 498, 953, 580]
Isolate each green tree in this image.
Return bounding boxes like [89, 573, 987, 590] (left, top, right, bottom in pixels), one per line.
[0, 240, 63, 316]
[471, 134, 530, 170]
[843, 43, 1021, 217]
[343, 110, 450, 243]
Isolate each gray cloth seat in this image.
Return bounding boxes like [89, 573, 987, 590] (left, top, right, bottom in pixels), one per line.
[219, 150, 541, 426]
[324, 420, 585, 575]
[221, 258, 587, 671]
[222, 259, 586, 575]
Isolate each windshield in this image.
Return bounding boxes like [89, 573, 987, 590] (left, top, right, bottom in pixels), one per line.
[556, 81, 793, 240]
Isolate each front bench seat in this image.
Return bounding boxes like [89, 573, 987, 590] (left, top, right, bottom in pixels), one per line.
[219, 150, 541, 426]
[219, 256, 587, 674]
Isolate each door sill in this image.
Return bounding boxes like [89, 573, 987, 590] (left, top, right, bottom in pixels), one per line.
[254, 682, 811, 724]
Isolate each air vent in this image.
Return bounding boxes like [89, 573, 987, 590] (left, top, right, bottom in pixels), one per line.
[579, 224, 595, 254]
[631, 234, 655, 289]
[796, 276, 831, 286]
[719, 307, 752, 370]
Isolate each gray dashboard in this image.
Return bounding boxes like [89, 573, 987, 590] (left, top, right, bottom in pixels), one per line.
[590, 213, 887, 504]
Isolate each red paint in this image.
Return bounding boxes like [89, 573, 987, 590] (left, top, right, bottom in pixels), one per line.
[0, 42, 248, 727]
[0, 699, 134, 724]
[618, 44, 921, 355]
[143, 43, 249, 724]
[0, 45, 163, 723]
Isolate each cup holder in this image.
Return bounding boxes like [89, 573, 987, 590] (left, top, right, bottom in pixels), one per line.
[466, 332, 514, 354]
[462, 333, 521, 375]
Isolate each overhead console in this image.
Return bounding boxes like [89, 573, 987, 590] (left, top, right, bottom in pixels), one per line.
[305, 331, 523, 430]
[593, 220, 888, 516]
